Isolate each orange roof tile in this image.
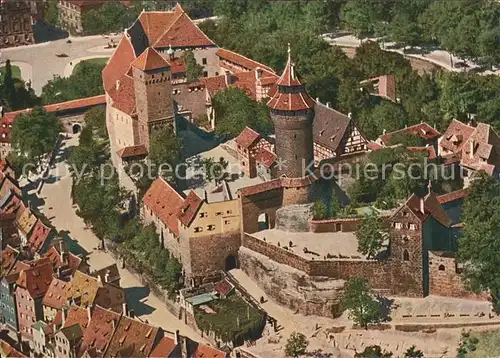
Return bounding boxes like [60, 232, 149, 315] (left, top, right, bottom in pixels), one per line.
[150, 336, 178, 357]
[14, 203, 37, 237]
[1, 245, 19, 277]
[460, 123, 500, 173]
[78, 305, 121, 356]
[132, 47, 171, 71]
[177, 190, 203, 227]
[102, 35, 136, 92]
[117, 144, 148, 159]
[214, 279, 234, 297]
[216, 48, 274, 73]
[238, 178, 283, 197]
[107, 74, 136, 115]
[255, 147, 277, 168]
[191, 343, 227, 358]
[379, 123, 441, 145]
[44, 95, 106, 113]
[137, 11, 179, 46]
[392, 192, 452, 227]
[440, 119, 475, 155]
[67, 271, 101, 307]
[153, 12, 215, 48]
[0, 339, 26, 357]
[143, 177, 185, 236]
[235, 127, 260, 149]
[43, 278, 70, 310]
[170, 57, 186, 74]
[437, 189, 469, 204]
[63, 305, 90, 330]
[16, 262, 53, 298]
[27, 219, 55, 253]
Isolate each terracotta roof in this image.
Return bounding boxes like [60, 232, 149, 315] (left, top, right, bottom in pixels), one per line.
[43, 278, 70, 310]
[0, 339, 26, 357]
[153, 11, 215, 48]
[313, 103, 355, 153]
[460, 123, 500, 173]
[27, 219, 55, 253]
[107, 74, 136, 115]
[191, 343, 226, 358]
[63, 305, 90, 330]
[1, 245, 19, 277]
[67, 271, 101, 307]
[407, 146, 437, 160]
[93, 264, 120, 285]
[379, 123, 441, 145]
[276, 48, 302, 87]
[214, 279, 234, 296]
[439, 119, 475, 155]
[177, 190, 203, 227]
[149, 336, 178, 357]
[238, 178, 283, 197]
[255, 147, 277, 168]
[132, 47, 171, 71]
[44, 95, 106, 113]
[170, 57, 186, 74]
[117, 144, 148, 159]
[14, 203, 37, 237]
[136, 11, 180, 46]
[104, 315, 160, 357]
[143, 177, 185, 236]
[201, 70, 277, 100]
[267, 91, 315, 111]
[392, 192, 452, 227]
[361, 75, 397, 101]
[43, 246, 83, 277]
[102, 35, 136, 92]
[367, 141, 384, 151]
[93, 284, 125, 311]
[0, 175, 21, 198]
[16, 262, 53, 298]
[216, 48, 274, 73]
[78, 305, 121, 357]
[235, 127, 260, 149]
[437, 189, 469, 204]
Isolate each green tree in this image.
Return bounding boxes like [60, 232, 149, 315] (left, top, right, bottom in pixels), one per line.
[340, 0, 391, 39]
[183, 50, 204, 82]
[44, 0, 59, 27]
[148, 126, 181, 176]
[329, 193, 341, 218]
[84, 106, 107, 138]
[355, 345, 393, 357]
[356, 214, 387, 259]
[370, 100, 409, 136]
[458, 174, 500, 311]
[284, 332, 308, 358]
[342, 277, 382, 328]
[11, 107, 62, 163]
[387, 132, 425, 147]
[82, 2, 130, 35]
[313, 200, 328, 220]
[3, 60, 16, 108]
[404, 345, 424, 358]
[202, 156, 229, 184]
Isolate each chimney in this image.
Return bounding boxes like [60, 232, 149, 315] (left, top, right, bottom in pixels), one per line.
[326, 102, 331, 108]
[62, 307, 68, 327]
[124, 28, 128, 37]
[111, 319, 116, 331]
[104, 271, 110, 283]
[420, 197, 425, 215]
[224, 71, 231, 87]
[0, 106, 3, 118]
[469, 140, 474, 159]
[116, 80, 120, 91]
[316, 97, 320, 104]
[87, 305, 92, 322]
[348, 112, 352, 119]
[175, 329, 180, 345]
[383, 129, 386, 135]
[129, 309, 135, 318]
[122, 302, 128, 316]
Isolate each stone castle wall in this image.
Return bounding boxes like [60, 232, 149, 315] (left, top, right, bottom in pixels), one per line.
[308, 218, 360, 233]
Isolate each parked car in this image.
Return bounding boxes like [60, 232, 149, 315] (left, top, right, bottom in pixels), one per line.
[55, 53, 68, 57]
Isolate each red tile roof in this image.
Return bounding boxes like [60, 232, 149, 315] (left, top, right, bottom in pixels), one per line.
[437, 189, 469, 204]
[439, 119, 475, 155]
[137, 11, 180, 46]
[43, 246, 83, 277]
[153, 11, 215, 48]
[43, 278, 70, 310]
[177, 190, 203, 227]
[367, 141, 384, 151]
[191, 343, 226, 358]
[238, 178, 283, 197]
[214, 279, 234, 297]
[0, 339, 26, 357]
[460, 123, 500, 173]
[170, 57, 186, 74]
[79, 305, 121, 357]
[393, 192, 452, 227]
[93, 284, 125, 311]
[143, 177, 185, 236]
[201, 70, 277, 100]
[149, 336, 177, 357]
[407, 146, 437, 160]
[16, 262, 53, 298]
[27, 219, 54, 253]
[107, 74, 136, 115]
[117, 144, 148, 159]
[132, 47, 171, 71]
[104, 315, 160, 357]
[276, 49, 302, 87]
[255, 147, 277, 168]
[1, 245, 19, 277]
[216, 48, 274, 73]
[63, 305, 90, 330]
[379, 123, 441, 145]
[102, 35, 136, 92]
[235, 127, 260, 149]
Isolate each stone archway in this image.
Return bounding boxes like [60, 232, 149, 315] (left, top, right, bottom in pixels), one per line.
[257, 213, 270, 231]
[72, 123, 82, 134]
[225, 255, 237, 271]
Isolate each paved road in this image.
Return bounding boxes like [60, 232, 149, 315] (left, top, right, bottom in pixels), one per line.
[0, 35, 119, 94]
[37, 134, 205, 342]
[325, 34, 500, 76]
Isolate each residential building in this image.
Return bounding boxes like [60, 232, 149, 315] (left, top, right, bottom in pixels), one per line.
[360, 75, 397, 102]
[15, 261, 54, 338]
[32, 320, 54, 357]
[43, 278, 70, 323]
[376, 122, 441, 147]
[77, 305, 121, 357]
[0, 246, 21, 330]
[0, 0, 39, 49]
[53, 323, 83, 358]
[57, 0, 105, 35]
[43, 245, 90, 282]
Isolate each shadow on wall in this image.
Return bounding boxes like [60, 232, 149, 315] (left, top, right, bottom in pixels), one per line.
[33, 21, 69, 43]
[124, 286, 157, 317]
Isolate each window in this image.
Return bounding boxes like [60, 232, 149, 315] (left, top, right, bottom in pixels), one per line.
[194, 227, 203, 233]
[199, 212, 207, 218]
[224, 220, 231, 225]
[216, 212, 223, 216]
[202, 58, 207, 65]
[227, 210, 233, 214]
[207, 224, 215, 231]
[403, 249, 410, 261]
[438, 264, 445, 271]
[409, 224, 416, 230]
[203, 71, 208, 77]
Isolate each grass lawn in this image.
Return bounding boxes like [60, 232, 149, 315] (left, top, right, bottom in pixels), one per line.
[466, 330, 500, 357]
[73, 57, 109, 73]
[0, 65, 21, 80]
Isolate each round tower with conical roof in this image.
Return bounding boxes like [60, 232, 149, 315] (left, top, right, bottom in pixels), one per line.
[267, 45, 316, 205]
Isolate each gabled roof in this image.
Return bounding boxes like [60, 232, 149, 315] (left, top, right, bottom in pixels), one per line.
[117, 144, 148, 159]
[216, 48, 275, 73]
[439, 119, 475, 154]
[461, 122, 500, 173]
[78, 305, 121, 357]
[237, 178, 283, 197]
[43, 246, 84, 277]
[437, 188, 469, 204]
[27, 219, 55, 253]
[93, 284, 125, 311]
[132, 47, 171, 71]
[143, 177, 185, 236]
[235, 127, 260, 149]
[1, 245, 19, 278]
[67, 271, 101, 307]
[153, 11, 215, 48]
[149, 336, 178, 357]
[136, 8, 182, 45]
[43, 278, 70, 309]
[102, 35, 136, 92]
[16, 262, 53, 298]
[103, 315, 160, 357]
[0, 339, 26, 357]
[191, 343, 227, 358]
[107, 74, 136, 115]
[255, 147, 277, 168]
[14, 203, 37, 237]
[313, 102, 358, 153]
[63, 305, 90, 331]
[379, 122, 441, 145]
[391, 191, 452, 228]
[177, 190, 204, 227]
[93, 264, 120, 285]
